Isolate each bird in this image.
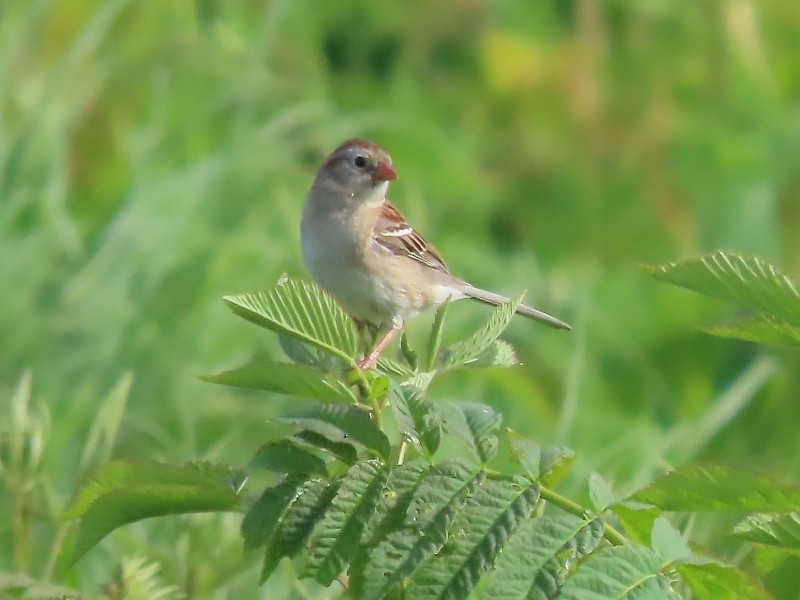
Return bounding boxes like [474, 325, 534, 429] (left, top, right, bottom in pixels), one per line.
[301, 138, 570, 369]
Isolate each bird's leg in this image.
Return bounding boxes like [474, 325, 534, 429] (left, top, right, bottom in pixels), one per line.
[357, 317, 402, 370]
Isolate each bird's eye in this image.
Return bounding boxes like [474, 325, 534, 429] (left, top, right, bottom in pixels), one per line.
[353, 155, 367, 168]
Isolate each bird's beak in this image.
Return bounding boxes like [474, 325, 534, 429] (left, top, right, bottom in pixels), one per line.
[373, 163, 397, 182]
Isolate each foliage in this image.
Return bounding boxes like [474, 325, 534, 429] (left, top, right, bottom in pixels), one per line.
[64, 265, 800, 597]
[3, 0, 800, 597]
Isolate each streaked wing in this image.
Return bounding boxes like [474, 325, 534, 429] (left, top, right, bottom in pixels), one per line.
[373, 201, 449, 274]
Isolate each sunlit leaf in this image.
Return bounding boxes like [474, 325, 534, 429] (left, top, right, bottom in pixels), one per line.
[629, 464, 800, 512]
[646, 252, 800, 325]
[734, 511, 800, 549]
[224, 278, 358, 363]
[442, 296, 523, 368]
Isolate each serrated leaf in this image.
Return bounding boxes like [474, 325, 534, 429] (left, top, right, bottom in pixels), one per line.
[465, 339, 519, 369]
[65, 461, 245, 565]
[485, 515, 604, 599]
[302, 460, 390, 585]
[443, 295, 524, 367]
[651, 517, 692, 562]
[507, 433, 575, 486]
[753, 546, 800, 600]
[355, 461, 483, 600]
[279, 404, 390, 460]
[391, 385, 442, 459]
[734, 511, 800, 548]
[242, 477, 304, 552]
[629, 464, 800, 512]
[677, 561, 771, 600]
[202, 361, 356, 403]
[260, 478, 340, 582]
[558, 544, 678, 599]
[612, 502, 661, 544]
[224, 278, 358, 362]
[437, 402, 502, 464]
[249, 440, 327, 476]
[406, 477, 540, 600]
[702, 315, 800, 347]
[376, 355, 416, 378]
[294, 430, 358, 465]
[588, 471, 616, 513]
[646, 251, 800, 325]
[426, 298, 450, 371]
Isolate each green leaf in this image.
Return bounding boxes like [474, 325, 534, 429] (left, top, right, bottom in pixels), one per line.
[279, 404, 390, 460]
[249, 440, 327, 476]
[437, 402, 502, 464]
[425, 298, 449, 371]
[612, 502, 662, 544]
[260, 478, 340, 583]
[302, 459, 390, 585]
[702, 315, 800, 347]
[753, 546, 800, 600]
[588, 471, 616, 513]
[646, 252, 800, 325]
[242, 477, 304, 552]
[629, 464, 800, 512]
[390, 385, 442, 459]
[677, 561, 771, 600]
[464, 339, 519, 369]
[406, 477, 540, 600]
[651, 517, 692, 562]
[558, 544, 679, 599]
[65, 461, 245, 565]
[203, 360, 356, 403]
[354, 461, 483, 600]
[294, 430, 358, 465]
[507, 433, 575, 486]
[443, 295, 524, 367]
[224, 278, 358, 363]
[734, 511, 800, 548]
[485, 515, 604, 599]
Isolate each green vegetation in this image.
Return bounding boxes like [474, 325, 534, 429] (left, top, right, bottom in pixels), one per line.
[2, 1, 800, 598]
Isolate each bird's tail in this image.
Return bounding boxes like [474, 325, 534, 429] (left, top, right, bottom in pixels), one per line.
[462, 283, 571, 330]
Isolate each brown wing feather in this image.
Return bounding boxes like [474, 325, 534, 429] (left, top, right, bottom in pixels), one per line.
[373, 201, 449, 274]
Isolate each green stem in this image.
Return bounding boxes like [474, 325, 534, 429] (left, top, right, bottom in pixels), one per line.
[539, 485, 626, 546]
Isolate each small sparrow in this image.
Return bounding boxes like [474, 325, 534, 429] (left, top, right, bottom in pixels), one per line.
[301, 138, 570, 369]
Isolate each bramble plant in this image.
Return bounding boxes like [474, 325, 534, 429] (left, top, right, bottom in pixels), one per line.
[63, 251, 800, 599]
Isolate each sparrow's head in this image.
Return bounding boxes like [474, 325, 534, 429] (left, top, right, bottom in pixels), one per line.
[315, 138, 397, 203]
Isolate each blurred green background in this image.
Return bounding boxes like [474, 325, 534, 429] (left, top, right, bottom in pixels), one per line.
[2, 0, 800, 596]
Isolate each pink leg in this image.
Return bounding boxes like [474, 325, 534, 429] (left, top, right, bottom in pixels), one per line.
[358, 321, 402, 370]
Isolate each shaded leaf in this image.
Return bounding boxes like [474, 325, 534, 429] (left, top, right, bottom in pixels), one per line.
[203, 361, 356, 403]
[508, 433, 575, 486]
[224, 278, 358, 362]
[279, 404, 390, 460]
[485, 515, 604, 599]
[629, 464, 800, 512]
[249, 440, 327, 476]
[651, 517, 692, 562]
[355, 461, 483, 600]
[612, 502, 661, 545]
[302, 460, 390, 585]
[260, 478, 340, 582]
[294, 430, 358, 465]
[437, 402, 502, 464]
[391, 385, 442, 459]
[588, 471, 616, 513]
[406, 477, 540, 599]
[242, 477, 304, 552]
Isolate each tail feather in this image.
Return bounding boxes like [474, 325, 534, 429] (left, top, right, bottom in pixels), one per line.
[462, 283, 571, 330]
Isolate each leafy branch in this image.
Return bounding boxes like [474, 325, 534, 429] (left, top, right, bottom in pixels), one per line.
[64, 252, 800, 598]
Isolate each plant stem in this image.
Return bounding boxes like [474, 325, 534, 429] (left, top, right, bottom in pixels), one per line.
[539, 485, 626, 546]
